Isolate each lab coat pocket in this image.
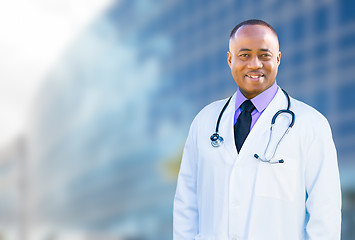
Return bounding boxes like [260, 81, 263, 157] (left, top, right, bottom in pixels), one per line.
[254, 157, 298, 201]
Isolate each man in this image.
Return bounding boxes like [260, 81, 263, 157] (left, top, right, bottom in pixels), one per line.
[173, 19, 341, 240]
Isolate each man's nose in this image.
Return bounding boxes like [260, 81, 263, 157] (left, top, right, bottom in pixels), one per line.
[247, 56, 263, 69]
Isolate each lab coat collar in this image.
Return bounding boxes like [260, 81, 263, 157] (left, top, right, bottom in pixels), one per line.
[216, 86, 287, 161]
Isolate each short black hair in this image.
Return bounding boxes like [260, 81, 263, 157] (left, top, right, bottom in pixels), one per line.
[230, 19, 278, 40]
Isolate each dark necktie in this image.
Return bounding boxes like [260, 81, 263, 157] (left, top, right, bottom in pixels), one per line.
[234, 100, 256, 153]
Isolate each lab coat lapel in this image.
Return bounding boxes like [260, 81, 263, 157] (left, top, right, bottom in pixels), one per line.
[238, 87, 287, 159]
[216, 91, 239, 160]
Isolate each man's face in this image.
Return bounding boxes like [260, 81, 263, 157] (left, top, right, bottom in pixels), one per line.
[227, 24, 281, 99]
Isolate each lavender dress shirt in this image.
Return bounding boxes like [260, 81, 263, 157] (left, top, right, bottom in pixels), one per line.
[234, 81, 278, 130]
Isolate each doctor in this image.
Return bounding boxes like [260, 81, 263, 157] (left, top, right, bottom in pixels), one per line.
[173, 19, 341, 240]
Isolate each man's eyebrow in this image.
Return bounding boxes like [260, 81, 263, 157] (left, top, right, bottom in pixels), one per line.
[238, 48, 252, 52]
[238, 48, 273, 53]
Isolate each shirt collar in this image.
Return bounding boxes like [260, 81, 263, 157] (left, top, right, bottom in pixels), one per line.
[235, 81, 278, 113]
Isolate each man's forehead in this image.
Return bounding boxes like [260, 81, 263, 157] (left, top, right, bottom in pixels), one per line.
[229, 25, 279, 50]
[233, 24, 277, 39]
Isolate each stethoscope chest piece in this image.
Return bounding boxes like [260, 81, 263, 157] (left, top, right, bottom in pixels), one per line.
[210, 96, 233, 148]
[210, 133, 224, 147]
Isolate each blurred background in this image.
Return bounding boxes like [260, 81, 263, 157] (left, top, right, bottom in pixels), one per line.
[0, 0, 354, 239]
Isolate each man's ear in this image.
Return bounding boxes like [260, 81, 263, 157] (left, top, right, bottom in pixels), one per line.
[277, 51, 281, 65]
[227, 51, 232, 67]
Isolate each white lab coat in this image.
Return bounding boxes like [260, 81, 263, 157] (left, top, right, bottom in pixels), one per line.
[173, 87, 341, 240]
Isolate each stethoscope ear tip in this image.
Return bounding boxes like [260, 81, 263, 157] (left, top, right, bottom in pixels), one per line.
[254, 153, 284, 164]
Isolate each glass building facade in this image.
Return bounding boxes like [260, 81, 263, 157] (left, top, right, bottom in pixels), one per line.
[0, 0, 355, 239]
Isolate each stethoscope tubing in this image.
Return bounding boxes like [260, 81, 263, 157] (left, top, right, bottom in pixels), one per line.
[215, 96, 233, 134]
[210, 88, 295, 163]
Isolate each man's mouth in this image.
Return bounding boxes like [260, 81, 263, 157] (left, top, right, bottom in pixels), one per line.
[245, 73, 265, 80]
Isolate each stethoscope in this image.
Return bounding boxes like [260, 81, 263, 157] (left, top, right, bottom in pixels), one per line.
[210, 89, 295, 164]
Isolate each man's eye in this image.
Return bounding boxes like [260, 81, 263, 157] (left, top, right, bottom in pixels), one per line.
[261, 54, 271, 58]
[239, 54, 249, 57]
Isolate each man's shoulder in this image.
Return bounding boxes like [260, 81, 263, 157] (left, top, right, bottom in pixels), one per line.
[290, 96, 330, 128]
[194, 97, 231, 122]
